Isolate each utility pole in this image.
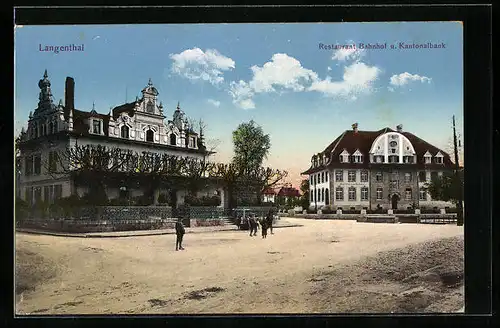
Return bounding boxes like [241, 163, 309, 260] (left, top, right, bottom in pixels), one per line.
[453, 115, 464, 226]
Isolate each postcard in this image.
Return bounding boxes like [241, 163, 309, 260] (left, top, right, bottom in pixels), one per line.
[14, 21, 464, 315]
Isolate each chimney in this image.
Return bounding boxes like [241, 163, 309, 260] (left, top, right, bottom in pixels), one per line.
[65, 77, 75, 110]
[352, 122, 359, 133]
[396, 124, 403, 132]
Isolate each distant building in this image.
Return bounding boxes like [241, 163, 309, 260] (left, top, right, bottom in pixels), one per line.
[301, 123, 455, 211]
[16, 70, 222, 206]
[262, 188, 277, 203]
[276, 185, 301, 205]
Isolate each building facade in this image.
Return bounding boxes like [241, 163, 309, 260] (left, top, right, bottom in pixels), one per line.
[17, 71, 221, 206]
[302, 123, 456, 211]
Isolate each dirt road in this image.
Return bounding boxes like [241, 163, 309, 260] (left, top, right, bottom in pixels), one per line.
[15, 218, 464, 314]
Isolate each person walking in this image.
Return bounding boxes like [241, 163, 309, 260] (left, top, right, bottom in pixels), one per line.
[261, 217, 268, 239]
[249, 214, 258, 237]
[175, 218, 185, 251]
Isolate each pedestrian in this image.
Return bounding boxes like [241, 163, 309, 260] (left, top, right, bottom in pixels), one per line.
[266, 209, 274, 235]
[261, 217, 268, 239]
[175, 218, 185, 251]
[249, 214, 258, 237]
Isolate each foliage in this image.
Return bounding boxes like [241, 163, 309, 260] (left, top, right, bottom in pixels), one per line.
[298, 179, 310, 209]
[157, 193, 170, 204]
[232, 120, 271, 176]
[425, 170, 464, 205]
[184, 194, 221, 206]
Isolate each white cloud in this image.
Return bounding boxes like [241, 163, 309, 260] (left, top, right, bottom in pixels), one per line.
[332, 42, 365, 62]
[170, 48, 235, 85]
[388, 87, 395, 92]
[309, 62, 381, 98]
[248, 53, 318, 93]
[229, 80, 255, 109]
[389, 72, 432, 87]
[228, 53, 381, 108]
[207, 99, 221, 107]
[327, 66, 332, 71]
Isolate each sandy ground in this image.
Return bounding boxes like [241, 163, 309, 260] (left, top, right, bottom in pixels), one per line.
[15, 218, 464, 315]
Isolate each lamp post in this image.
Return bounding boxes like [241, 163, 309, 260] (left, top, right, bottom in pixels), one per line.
[453, 115, 464, 226]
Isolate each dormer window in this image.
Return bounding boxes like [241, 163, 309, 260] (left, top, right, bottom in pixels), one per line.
[403, 155, 414, 163]
[92, 119, 101, 135]
[373, 155, 385, 163]
[146, 129, 154, 142]
[121, 125, 130, 139]
[424, 151, 432, 164]
[339, 150, 350, 163]
[388, 155, 399, 163]
[435, 151, 444, 164]
[352, 149, 363, 163]
[188, 137, 195, 148]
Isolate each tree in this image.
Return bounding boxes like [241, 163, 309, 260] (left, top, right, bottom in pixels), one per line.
[425, 170, 464, 205]
[232, 120, 271, 176]
[298, 179, 310, 209]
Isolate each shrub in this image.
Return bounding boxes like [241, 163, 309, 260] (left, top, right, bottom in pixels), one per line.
[321, 205, 333, 214]
[157, 193, 169, 205]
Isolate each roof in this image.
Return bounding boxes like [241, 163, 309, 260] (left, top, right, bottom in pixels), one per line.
[302, 127, 454, 174]
[111, 101, 137, 120]
[262, 188, 277, 195]
[277, 187, 300, 197]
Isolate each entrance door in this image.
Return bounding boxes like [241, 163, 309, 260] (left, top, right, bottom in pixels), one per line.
[391, 194, 399, 210]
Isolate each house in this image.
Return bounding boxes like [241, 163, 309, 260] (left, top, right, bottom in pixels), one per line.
[262, 188, 277, 203]
[276, 185, 301, 205]
[301, 123, 456, 211]
[16, 70, 224, 207]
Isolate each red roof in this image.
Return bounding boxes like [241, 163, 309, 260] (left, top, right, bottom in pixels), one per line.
[277, 187, 300, 197]
[302, 127, 454, 174]
[262, 188, 277, 195]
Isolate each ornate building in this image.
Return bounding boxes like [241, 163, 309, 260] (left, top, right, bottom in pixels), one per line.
[17, 70, 220, 206]
[301, 123, 456, 211]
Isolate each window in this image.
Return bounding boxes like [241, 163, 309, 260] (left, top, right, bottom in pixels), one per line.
[431, 171, 438, 181]
[376, 187, 383, 200]
[361, 187, 369, 201]
[170, 134, 177, 146]
[49, 122, 54, 134]
[403, 156, 414, 163]
[325, 189, 329, 205]
[391, 148, 396, 154]
[317, 189, 320, 202]
[326, 172, 329, 182]
[348, 170, 356, 182]
[313, 175, 316, 185]
[418, 171, 426, 182]
[388, 155, 399, 163]
[405, 188, 412, 200]
[189, 137, 195, 148]
[310, 190, 313, 202]
[42, 124, 46, 136]
[373, 155, 384, 163]
[335, 187, 344, 201]
[360, 170, 368, 182]
[146, 101, 154, 113]
[92, 120, 101, 134]
[335, 170, 343, 182]
[435, 157, 443, 164]
[48, 151, 58, 173]
[376, 172, 383, 182]
[339, 155, 344, 163]
[321, 188, 325, 202]
[146, 129, 154, 142]
[310, 176, 313, 185]
[34, 187, 42, 204]
[25, 156, 33, 176]
[44, 186, 50, 203]
[419, 190, 427, 201]
[404, 172, 412, 183]
[348, 187, 356, 201]
[321, 172, 325, 183]
[121, 125, 130, 139]
[34, 155, 41, 175]
[353, 155, 363, 163]
[424, 155, 432, 164]
[389, 141, 397, 147]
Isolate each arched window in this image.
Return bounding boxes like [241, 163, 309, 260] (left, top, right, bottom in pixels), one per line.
[321, 188, 325, 202]
[146, 129, 154, 142]
[170, 133, 177, 146]
[121, 125, 130, 139]
[325, 188, 329, 205]
[146, 100, 154, 113]
[310, 190, 313, 202]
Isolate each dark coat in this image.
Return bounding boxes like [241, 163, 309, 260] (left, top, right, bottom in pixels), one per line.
[175, 221, 185, 235]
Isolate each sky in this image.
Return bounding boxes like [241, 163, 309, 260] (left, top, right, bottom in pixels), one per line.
[14, 22, 464, 188]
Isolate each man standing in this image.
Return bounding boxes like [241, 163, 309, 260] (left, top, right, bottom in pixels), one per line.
[248, 214, 258, 237]
[175, 218, 185, 251]
[266, 209, 274, 235]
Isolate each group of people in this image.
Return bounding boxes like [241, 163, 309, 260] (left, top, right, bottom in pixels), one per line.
[247, 210, 274, 239]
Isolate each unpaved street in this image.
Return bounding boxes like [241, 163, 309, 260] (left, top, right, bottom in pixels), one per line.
[15, 218, 464, 314]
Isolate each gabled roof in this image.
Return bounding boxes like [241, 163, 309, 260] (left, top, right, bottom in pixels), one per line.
[262, 188, 276, 195]
[277, 187, 300, 197]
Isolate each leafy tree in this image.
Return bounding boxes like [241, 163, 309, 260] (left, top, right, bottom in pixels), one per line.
[425, 170, 464, 205]
[232, 120, 271, 175]
[298, 179, 310, 209]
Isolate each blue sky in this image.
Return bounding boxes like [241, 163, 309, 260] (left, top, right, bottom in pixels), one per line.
[14, 22, 463, 187]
